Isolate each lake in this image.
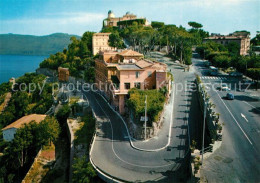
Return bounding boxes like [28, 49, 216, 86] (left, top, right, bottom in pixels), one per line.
[0, 55, 48, 84]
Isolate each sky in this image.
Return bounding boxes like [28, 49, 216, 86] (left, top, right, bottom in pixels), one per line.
[0, 0, 259, 37]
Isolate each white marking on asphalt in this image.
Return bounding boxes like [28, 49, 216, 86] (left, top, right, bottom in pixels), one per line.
[243, 101, 260, 112]
[89, 92, 177, 168]
[241, 113, 249, 123]
[216, 92, 253, 145]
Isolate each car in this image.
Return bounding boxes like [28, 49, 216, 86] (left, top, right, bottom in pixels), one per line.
[218, 84, 230, 91]
[226, 93, 234, 100]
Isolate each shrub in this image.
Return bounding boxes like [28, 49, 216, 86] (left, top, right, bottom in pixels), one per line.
[127, 88, 166, 126]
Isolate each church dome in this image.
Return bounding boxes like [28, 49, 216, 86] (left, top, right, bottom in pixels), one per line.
[108, 10, 115, 18]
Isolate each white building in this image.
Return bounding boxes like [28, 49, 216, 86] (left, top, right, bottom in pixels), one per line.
[2, 114, 46, 141]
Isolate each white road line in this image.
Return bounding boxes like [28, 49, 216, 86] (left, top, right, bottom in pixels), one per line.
[91, 92, 176, 168]
[215, 91, 253, 145]
[241, 113, 249, 123]
[243, 101, 260, 112]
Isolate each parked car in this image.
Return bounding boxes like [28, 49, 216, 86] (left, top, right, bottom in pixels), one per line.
[226, 93, 234, 100]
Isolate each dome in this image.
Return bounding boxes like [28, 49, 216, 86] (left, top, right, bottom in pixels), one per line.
[126, 11, 130, 15]
[108, 10, 115, 18]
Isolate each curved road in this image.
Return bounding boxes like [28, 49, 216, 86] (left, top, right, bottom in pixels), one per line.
[83, 54, 195, 182]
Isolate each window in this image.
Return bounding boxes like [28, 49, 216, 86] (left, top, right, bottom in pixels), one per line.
[134, 82, 141, 89]
[148, 71, 152, 77]
[124, 83, 130, 89]
[135, 71, 140, 78]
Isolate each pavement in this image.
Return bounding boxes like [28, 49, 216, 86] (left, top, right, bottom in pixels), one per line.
[192, 56, 260, 182]
[130, 84, 174, 151]
[82, 52, 202, 182]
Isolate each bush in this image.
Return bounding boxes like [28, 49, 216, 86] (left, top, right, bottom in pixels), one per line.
[127, 88, 166, 126]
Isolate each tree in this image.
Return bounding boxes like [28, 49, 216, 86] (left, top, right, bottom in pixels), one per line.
[10, 122, 38, 167]
[55, 104, 71, 125]
[226, 42, 240, 56]
[188, 21, 203, 29]
[127, 88, 166, 126]
[72, 157, 96, 183]
[212, 55, 231, 68]
[151, 21, 165, 29]
[39, 116, 60, 145]
[177, 29, 193, 64]
[108, 32, 125, 49]
[247, 68, 260, 89]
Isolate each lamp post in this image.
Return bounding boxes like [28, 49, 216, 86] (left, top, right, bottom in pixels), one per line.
[144, 95, 147, 140]
[202, 90, 207, 166]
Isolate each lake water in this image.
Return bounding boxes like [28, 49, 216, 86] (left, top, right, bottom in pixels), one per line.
[0, 55, 48, 84]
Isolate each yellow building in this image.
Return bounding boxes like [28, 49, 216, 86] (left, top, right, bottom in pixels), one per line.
[204, 32, 250, 55]
[103, 10, 150, 28]
[92, 33, 116, 55]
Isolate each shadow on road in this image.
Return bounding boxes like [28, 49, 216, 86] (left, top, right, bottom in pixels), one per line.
[249, 107, 260, 115]
[234, 95, 259, 102]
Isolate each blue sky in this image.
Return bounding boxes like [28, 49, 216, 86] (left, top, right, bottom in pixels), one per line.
[0, 0, 259, 37]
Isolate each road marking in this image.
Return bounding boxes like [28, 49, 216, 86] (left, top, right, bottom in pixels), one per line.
[87, 91, 177, 168]
[215, 92, 253, 145]
[243, 101, 260, 112]
[241, 113, 249, 122]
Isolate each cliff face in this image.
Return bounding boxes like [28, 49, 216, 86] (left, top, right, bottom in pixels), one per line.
[0, 33, 81, 56]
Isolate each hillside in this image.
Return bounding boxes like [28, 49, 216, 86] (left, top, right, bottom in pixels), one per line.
[0, 33, 81, 56]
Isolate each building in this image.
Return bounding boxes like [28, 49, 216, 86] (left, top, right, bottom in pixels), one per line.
[204, 32, 250, 55]
[2, 114, 46, 141]
[92, 32, 117, 55]
[58, 67, 69, 81]
[103, 10, 150, 28]
[95, 50, 168, 114]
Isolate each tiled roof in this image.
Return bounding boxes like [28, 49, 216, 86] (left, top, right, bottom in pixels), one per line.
[2, 114, 47, 130]
[135, 60, 153, 68]
[119, 50, 143, 56]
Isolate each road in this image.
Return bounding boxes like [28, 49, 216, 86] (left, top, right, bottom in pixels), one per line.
[193, 57, 260, 182]
[83, 52, 199, 182]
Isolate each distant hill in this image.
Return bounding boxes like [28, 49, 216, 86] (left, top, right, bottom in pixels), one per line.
[0, 33, 81, 56]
